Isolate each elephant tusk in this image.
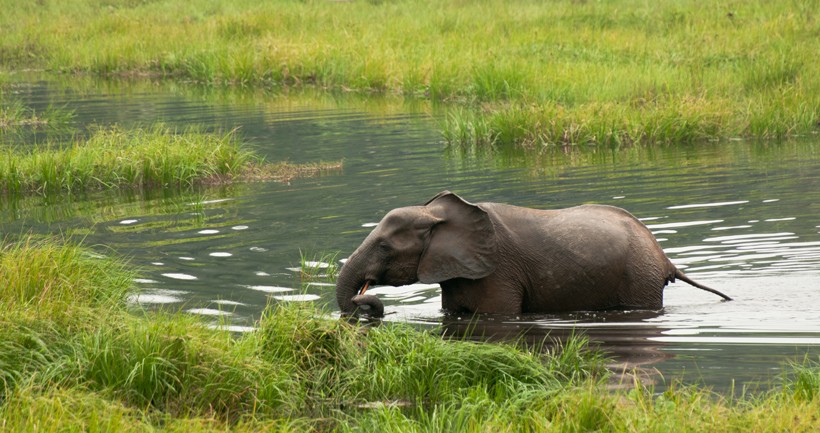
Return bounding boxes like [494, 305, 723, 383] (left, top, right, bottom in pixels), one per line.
[358, 281, 370, 296]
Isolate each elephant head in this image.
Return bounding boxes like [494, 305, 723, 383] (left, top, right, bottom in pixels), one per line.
[336, 191, 497, 317]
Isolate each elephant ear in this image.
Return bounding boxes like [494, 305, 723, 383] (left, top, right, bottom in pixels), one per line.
[417, 192, 497, 283]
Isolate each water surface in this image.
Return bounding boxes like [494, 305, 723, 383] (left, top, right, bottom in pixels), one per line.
[3, 77, 819, 392]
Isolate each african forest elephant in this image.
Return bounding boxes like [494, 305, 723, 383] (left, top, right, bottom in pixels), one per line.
[336, 191, 731, 318]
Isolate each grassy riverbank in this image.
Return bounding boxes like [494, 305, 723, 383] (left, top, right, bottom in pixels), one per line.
[0, 125, 341, 195]
[1, 237, 820, 431]
[1, 0, 817, 147]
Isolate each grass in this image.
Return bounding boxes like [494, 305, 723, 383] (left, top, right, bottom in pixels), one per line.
[0, 235, 133, 318]
[298, 250, 341, 281]
[1, 237, 820, 431]
[0, 98, 75, 129]
[0, 124, 342, 196]
[1, 0, 818, 148]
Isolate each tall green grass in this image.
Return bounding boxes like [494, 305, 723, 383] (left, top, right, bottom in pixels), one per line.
[2, 236, 820, 431]
[0, 125, 253, 194]
[0, 125, 341, 196]
[0, 235, 133, 315]
[1, 0, 817, 147]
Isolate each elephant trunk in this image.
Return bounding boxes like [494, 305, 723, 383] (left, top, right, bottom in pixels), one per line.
[335, 258, 364, 315]
[335, 253, 386, 318]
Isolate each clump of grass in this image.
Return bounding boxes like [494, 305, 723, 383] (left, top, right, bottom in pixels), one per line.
[0, 99, 74, 129]
[0, 386, 155, 433]
[784, 357, 820, 402]
[64, 313, 297, 420]
[445, 96, 733, 149]
[297, 250, 341, 281]
[341, 325, 588, 405]
[255, 301, 605, 421]
[0, 125, 341, 196]
[440, 108, 499, 149]
[0, 235, 133, 315]
[0, 125, 253, 195]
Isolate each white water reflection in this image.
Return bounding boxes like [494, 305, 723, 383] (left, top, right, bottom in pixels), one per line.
[302, 260, 331, 268]
[213, 299, 245, 306]
[704, 232, 796, 243]
[273, 294, 321, 302]
[128, 293, 182, 304]
[162, 272, 198, 280]
[667, 200, 749, 209]
[127, 289, 188, 305]
[651, 336, 820, 344]
[244, 285, 293, 293]
[187, 308, 232, 316]
[646, 220, 724, 229]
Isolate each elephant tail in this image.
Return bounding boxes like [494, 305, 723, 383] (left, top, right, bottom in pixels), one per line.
[674, 269, 733, 301]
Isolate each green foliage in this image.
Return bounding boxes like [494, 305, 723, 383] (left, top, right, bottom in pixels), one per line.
[0, 125, 251, 195]
[64, 313, 296, 419]
[2, 237, 820, 431]
[785, 357, 820, 402]
[0, 235, 133, 314]
[0, 123, 342, 197]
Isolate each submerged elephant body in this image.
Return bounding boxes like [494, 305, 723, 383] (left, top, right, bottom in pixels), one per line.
[336, 191, 730, 317]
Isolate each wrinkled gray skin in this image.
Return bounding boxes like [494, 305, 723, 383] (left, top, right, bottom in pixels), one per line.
[336, 191, 731, 318]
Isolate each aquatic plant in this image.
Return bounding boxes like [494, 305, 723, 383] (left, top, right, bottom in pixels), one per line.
[0, 99, 74, 129]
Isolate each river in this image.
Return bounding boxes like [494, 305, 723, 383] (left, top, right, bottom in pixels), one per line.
[2, 76, 819, 392]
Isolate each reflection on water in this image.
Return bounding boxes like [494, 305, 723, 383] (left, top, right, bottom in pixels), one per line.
[2, 76, 820, 392]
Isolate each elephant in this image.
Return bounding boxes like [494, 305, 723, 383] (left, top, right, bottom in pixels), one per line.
[336, 191, 731, 318]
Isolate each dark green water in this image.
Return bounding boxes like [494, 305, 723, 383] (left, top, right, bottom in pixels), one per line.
[3, 76, 820, 392]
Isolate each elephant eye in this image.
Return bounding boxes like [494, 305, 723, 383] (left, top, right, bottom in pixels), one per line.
[378, 241, 393, 253]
